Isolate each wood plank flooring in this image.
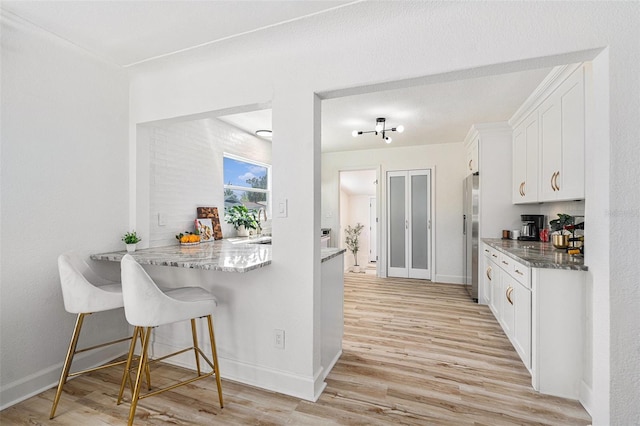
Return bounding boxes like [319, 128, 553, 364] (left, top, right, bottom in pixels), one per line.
[1, 274, 591, 425]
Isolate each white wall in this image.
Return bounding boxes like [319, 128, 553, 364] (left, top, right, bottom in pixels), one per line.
[0, 13, 129, 407]
[323, 143, 465, 283]
[143, 118, 271, 247]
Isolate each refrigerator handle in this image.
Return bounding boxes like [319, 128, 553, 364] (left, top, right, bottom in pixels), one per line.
[463, 214, 466, 235]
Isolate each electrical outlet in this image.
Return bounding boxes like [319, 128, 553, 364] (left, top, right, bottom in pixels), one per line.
[274, 329, 285, 349]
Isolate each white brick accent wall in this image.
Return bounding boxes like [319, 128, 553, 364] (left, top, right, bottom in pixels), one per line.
[147, 118, 271, 247]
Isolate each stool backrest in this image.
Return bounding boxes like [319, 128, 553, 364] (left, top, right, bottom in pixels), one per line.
[120, 254, 173, 327]
[58, 252, 123, 314]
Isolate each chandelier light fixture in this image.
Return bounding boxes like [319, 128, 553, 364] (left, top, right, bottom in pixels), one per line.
[352, 117, 404, 144]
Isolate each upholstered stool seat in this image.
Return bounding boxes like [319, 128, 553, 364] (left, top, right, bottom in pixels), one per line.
[118, 254, 223, 425]
[50, 252, 141, 419]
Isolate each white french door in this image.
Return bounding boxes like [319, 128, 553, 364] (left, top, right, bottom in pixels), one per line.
[387, 170, 432, 279]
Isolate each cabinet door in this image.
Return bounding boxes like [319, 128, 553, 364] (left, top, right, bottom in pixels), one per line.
[557, 67, 585, 200]
[539, 66, 585, 202]
[513, 113, 539, 203]
[539, 94, 562, 201]
[501, 273, 516, 338]
[466, 138, 479, 175]
[512, 280, 532, 370]
[489, 258, 501, 319]
[482, 252, 493, 305]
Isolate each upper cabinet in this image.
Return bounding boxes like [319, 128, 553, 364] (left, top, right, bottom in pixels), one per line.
[465, 136, 479, 175]
[510, 63, 587, 204]
[512, 111, 539, 203]
[539, 67, 585, 201]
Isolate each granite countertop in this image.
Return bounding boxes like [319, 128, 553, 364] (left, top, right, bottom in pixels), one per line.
[92, 237, 345, 273]
[483, 238, 588, 271]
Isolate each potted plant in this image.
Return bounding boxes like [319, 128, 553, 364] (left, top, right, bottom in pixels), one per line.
[549, 213, 574, 249]
[122, 230, 141, 253]
[224, 205, 259, 237]
[345, 223, 365, 272]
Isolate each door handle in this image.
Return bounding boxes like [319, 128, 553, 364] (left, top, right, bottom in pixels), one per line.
[554, 170, 560, 191]
[463, 214, 466, 235]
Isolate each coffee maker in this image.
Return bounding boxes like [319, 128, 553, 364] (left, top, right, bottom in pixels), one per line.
[519, 214, 544, 241]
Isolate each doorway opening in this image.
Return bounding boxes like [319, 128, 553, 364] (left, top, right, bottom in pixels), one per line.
[339, 169, 378, 276]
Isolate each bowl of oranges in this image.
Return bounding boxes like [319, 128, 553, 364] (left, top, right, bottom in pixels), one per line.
[176, 231, 201, 246]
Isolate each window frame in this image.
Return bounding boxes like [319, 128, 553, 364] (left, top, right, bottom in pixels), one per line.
[223, 153, 272, 215]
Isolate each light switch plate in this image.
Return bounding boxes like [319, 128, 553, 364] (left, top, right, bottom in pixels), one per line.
[158, 212, 167, 226]
[277, 198, 288, 218]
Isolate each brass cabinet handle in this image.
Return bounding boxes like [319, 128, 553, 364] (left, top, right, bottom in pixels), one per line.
[484, 249, 490, 253]
[550, 172, 556, 191]
[486, 266, 492, 281]
[515, 269, 524, 276]
[506, 286, 514, 305]
[554, 170, 560, 191]
[492, 254, 498, 258]
[522, 182, 525, 196]
[502, 260, 509, 266]
[469, 159, 473, 170]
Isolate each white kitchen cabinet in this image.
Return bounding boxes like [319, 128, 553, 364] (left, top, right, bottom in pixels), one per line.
[512, 112, 539, 204]
[512, 277, 532, 370]
[482, 242, 584, 399]
[539, 66, 585, 201]
[509, 63, 587, 204]
[483, 246, 500, 315]
[465, 137, 479, 175]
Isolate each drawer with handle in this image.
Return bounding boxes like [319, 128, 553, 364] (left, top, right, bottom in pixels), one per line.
[499, 253, 531, 288]
[484, 245, 500, 262]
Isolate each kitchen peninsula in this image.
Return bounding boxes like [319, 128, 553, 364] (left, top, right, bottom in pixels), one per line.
[92, 237, 345, 270]
[91, 238, 346, 401]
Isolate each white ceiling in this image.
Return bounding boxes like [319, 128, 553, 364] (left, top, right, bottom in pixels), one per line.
[2, 1, 551, 155]
[1, 0, 353, 67]
[340, 170, 377, 196]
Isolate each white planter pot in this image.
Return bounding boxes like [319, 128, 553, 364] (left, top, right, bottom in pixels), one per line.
[126, 244, 137, 253]
[236, 225, 250, 237]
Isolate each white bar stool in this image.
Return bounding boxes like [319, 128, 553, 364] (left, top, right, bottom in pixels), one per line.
[50, 252, 143, 419]
[118, 254, 223, 425]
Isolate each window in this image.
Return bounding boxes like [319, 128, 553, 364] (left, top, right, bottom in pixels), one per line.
[223, 154, 270, 213]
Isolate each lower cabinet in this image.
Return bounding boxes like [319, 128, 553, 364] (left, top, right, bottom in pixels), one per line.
[481, 243, 584, 399]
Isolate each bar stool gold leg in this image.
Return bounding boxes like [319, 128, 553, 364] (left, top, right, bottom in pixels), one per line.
[127, 327, 152, 426]
[50, 313, 86, 419]
[206, 315, 224, 408]
[190, 319, 202, 375]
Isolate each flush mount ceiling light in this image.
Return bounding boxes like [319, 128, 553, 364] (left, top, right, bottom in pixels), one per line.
[255, 129, 272, 139]
[352, 117, 404, 144]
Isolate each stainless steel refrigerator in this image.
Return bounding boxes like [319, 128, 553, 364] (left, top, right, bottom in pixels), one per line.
[463, 173, 479, 302]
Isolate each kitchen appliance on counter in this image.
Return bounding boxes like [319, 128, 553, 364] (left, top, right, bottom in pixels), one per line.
[321, 228, 331, 248]
[518, 214, 544, 241]
[462, 173, 479, 302]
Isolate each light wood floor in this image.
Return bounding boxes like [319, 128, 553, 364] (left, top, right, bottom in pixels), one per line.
[1, 274, 591, 425]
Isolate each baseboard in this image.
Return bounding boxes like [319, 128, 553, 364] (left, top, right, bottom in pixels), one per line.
[579, 380, 594, 417]
[435, 274, 464, 284]
[152, 341, 319, 402]
[0, 343, 128, 411]
[322, 350, 342, 381]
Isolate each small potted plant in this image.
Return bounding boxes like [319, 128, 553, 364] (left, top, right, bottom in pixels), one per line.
[345, 223, 365, 272]
[122, 230, 142, 253]
[224, 205, 259, 237]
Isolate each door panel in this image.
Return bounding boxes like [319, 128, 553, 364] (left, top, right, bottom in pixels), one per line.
[387, 170, 431, 279]
[388, 175, 406, 270]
